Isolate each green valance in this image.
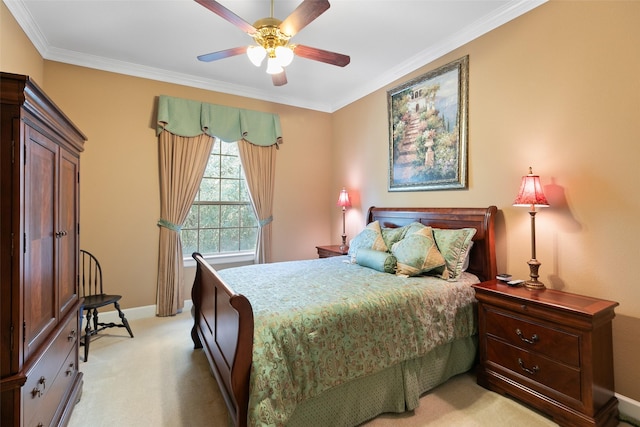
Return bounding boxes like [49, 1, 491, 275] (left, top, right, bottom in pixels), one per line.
[156, 95, 283, 146]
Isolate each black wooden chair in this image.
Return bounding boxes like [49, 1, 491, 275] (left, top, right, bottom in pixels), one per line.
[79, 249, 134, 361]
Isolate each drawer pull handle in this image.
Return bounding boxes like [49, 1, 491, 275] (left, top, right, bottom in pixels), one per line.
[66, 363, 75, 376]
[518, 358, 539, 375]
[515, 328, 538, 344]
[31, 376, 46, 398]
[68, 329, 77, 341]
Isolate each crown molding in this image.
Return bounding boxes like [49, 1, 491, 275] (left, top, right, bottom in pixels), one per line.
[4, 0, 546, 113]
[331, 0, 547, 112]
[45, 46, 331, 111]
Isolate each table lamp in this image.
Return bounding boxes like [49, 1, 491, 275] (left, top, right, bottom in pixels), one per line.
[513, 167, 549, 290]
[336, 188, 351, 251]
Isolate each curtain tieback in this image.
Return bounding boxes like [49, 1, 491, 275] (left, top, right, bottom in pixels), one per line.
[157, 218, 182, 232]
[259, 216, 273, 227]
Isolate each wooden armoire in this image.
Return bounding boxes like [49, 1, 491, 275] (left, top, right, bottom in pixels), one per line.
[1, 72, 85, 426]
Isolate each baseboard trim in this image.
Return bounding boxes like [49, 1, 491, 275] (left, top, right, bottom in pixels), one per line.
[87, 300, 640, 422]
[81, 300, 193, 324]
[618, 393, 640, 424]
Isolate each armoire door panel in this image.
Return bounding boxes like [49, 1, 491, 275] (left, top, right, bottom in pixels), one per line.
[23, 127, 58, 359]
[58, 148, 79, 315]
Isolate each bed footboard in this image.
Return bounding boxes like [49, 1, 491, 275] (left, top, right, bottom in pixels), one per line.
[191, 252, 253, 427]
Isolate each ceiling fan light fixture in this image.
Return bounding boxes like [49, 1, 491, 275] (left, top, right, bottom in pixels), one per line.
[195, 0, 350, 86]
[274, 46, 294, 67]
[247, 45, 266, 67]
[266, 57, 284, 75]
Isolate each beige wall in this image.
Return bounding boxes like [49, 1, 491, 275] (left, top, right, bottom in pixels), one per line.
[3, 0, 639, 400]
[0, 2, 44, 81]
[331, 1, 640, 400]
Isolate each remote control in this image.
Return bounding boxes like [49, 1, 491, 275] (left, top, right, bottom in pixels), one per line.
[496, 274, 512, 281]
[507, 279, 524, 286]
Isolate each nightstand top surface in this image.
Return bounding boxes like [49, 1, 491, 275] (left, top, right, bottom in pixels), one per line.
[473, 280, 618, 317]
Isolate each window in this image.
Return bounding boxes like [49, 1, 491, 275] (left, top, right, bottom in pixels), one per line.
[181, 139, 258, 257]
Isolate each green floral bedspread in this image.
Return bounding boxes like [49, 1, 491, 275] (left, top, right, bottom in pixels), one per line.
[218, 256, 478, 427]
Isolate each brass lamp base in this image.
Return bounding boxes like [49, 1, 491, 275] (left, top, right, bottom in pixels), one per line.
[525, 258, 545, 290]
[524, 280, 546, 290]
[340, 233, 348, 253]
[339, 234, 348, 252]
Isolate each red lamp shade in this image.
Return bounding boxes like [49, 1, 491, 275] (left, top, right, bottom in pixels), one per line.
[337, 188, 351, 209]
[513, 167, 549, 208]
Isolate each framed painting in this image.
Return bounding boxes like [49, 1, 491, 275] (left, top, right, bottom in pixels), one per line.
[388, 55, 469, 191]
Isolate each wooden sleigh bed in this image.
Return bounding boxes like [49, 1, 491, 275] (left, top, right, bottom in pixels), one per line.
[191, 206, 497, 427]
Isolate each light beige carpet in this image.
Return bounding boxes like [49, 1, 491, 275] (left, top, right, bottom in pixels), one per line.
[67, 311, 622, 427]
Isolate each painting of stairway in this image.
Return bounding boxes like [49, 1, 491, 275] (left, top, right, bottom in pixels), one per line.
[388, 56, 469, 191]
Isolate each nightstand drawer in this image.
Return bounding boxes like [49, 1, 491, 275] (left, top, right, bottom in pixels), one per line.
[486, 337, 581, 402]
[485, 308, 580, 366]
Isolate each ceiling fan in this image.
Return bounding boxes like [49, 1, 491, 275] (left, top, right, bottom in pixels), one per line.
[195, 0, 350, 86]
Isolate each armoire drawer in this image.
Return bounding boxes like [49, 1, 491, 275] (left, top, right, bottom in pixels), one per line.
[484, 308, 580, 367]
[23, 312, 79, 426]
[25, 348, 78, 427]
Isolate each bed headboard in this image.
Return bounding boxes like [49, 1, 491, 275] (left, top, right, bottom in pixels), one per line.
[367, 206, 497, 282]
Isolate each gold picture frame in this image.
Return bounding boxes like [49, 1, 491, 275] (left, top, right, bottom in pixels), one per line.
[388, 55, 469, 191]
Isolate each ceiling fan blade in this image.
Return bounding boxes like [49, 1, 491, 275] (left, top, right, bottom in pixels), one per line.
[272, 70, 287, 86]
[293, 45, 350, 67]
[194, 0, 256, 35]
[197, 46, 247, 62]
[279, 0, 330, 37]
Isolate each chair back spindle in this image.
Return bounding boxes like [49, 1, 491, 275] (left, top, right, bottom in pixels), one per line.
[80, 249, 103, 297]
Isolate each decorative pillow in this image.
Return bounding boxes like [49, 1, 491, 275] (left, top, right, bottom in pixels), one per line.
[461, 241, 474, 272]
[432, 228, 477, 280]
[355, 248, 397, 273]
[381, 225, 408, 249]
[403, 221, 426, 235]
[390, 226, 446, 277]
[348, 221, 388, 257]
[381, 221, 426, 248]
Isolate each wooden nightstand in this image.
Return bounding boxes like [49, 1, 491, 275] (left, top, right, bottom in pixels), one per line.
[472, 280, 619, 427]
[316, 245, 349, 258]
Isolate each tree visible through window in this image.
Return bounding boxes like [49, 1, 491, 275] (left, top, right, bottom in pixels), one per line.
[181, 139, 258, 257]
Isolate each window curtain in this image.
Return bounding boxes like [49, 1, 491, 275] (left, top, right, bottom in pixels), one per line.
[155, 95, 282, 316]
[237, 139, 277, 264]
[156, 132, 214, 316]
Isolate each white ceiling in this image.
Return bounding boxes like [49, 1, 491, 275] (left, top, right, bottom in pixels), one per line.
[4, 0, 545, 112]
